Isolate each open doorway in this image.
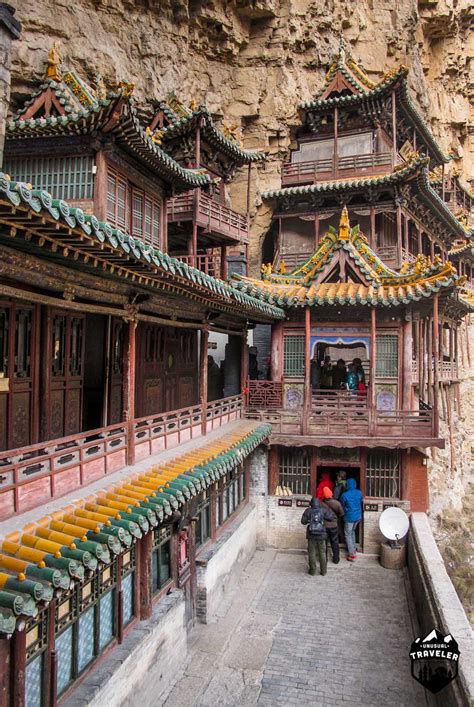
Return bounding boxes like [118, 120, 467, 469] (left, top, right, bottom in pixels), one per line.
[317, 464, 362, 548]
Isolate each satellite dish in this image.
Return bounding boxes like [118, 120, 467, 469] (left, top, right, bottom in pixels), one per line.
[379, 507, 409, 542]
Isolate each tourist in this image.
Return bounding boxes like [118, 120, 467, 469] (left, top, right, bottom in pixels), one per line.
[352, 357, 366, 385]
[345, 363, 358, 391]
[340, 478, 363, 561]
[207, 356, 223, 401]
[301, 497, 335, 576]
[248, 346, 259, 380]
[333, 470, 347, 501]
[320, 355, 333, 389]
[316, 471, 334, 500]
[332, 358, 347, 389]
[321, 487, 344, 563]
[310, 352, 320, 390]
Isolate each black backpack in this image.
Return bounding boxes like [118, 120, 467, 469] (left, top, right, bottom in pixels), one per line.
[308, 507, 326, 536]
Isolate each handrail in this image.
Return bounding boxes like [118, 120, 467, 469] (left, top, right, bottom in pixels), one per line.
[167, 190, 249, 243]
[176, 253, 221, 277]
[0, 395, 244, 520]
[281, 152, 393, 184]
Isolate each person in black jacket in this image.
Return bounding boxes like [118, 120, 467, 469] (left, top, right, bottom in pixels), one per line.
[301, 497, 336, 576]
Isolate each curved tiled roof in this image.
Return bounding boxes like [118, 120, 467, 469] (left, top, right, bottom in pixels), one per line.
[0, 422, 271, 633]
[0, 173, 285, 321]
[155, 106, 265, 165]
[8, 89, 211, 191]
[231, 207, 463, 309]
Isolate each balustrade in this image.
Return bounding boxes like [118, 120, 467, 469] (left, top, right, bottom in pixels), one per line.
[281, 152, 393, 186]
[167, 190, 249, 243]
[0, 395, 243, 521]
[175, 253, 221, 277]
[412, 359, 458, 383]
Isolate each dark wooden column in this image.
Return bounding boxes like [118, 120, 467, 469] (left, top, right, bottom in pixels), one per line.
[433, 295, 440, 437]
[161, 195, 168, 254]
[417, 224, 422, 254]
[427, 316, 433, 406]
[303, 307, 311, 434]
[138, 531, 153, 620]
[11, 629, 26, 707]
[200, 328, 209, 434]
[333, 107, 338, 177]
[123, 317, 137, 466]
[420, 318, 426, 402]
[396, 200, 402, 267]
[391, 89, 397, 163]
[370, 308, 377, 432]
[246, 163, 252, 218]
[402, 315, 413, 410]
[314, 214, 320, 249]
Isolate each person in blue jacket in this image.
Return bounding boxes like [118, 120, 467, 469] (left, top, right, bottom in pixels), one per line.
[340, 478, 363, 561]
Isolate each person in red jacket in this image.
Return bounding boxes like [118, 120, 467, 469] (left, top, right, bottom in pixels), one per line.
[316, 472, 334, 500]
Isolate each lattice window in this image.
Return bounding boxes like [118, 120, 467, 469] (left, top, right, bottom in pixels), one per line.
[279, 448, 311, 495]
[25, 652, 43, 707]
[77, 605, 95, 673]
[51, 315, 66, 377]
[196, 490, 211, 548]
[69, 318, 83, 377]
[283, 335, 305, 378]
[121, 572, 134, 627]
[56, 625, 74, 695]
[107, 167, 161, 246]
[0, 308, 8, 377]
[15, 309, 32, 378]
[376, 335, 398, 378]
[4, 155, 94, 201]
[218, 464, 245, 524]
[152, 526, 171, 592]
[98, 591, 114, 650]
[366, 449, 400, 498]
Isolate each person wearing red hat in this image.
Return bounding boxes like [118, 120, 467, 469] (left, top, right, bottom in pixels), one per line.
[322, 486, 344, 564]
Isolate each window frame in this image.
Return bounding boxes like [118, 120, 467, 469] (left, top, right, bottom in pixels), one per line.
[106, 166, 162, 248]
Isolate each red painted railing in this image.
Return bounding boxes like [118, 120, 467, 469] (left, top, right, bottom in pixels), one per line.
[0, 395, 243, 521]
[167, 190, 249, 243]
[281, 152, 392, 186]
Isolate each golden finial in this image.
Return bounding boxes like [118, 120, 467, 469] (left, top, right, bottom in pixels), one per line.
[46, 41, 62, 81]
[279, 261, 286, 274]
[189, 98, 198, 111]
[261, 263, 272, 278]
[222, 119, 243, 146]
[338, 206, 350, 241]
[118, 81, 135, 97]
[95, 73, 107, 102]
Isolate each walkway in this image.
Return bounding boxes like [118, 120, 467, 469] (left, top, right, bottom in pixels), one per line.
[133, 550, 427, 706]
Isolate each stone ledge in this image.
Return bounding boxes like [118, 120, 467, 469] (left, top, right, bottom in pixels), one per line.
[196, 502, 255, 566]
[67, 589, 185, 707]
[408, 513, 473, 706]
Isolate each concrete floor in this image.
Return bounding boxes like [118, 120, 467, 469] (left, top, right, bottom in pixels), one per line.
[131, 549, 428, 707]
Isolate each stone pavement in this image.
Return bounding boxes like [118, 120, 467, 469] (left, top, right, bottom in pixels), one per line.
[134, 550, 427, 707]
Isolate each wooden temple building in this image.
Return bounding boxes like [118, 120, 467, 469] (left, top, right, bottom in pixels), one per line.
[0, 27, 472, 706]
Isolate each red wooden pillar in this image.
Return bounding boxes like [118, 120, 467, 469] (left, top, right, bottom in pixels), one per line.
[93, 148, 108, 221]
[396, 201, 402, 267]
[220, 245, 228, 280]
[370, 308, 377, 433]
[402, 317, 413, 410]
[303, 307, 311, 434]
[333, 107, 338, 177]
[161, 195, 168, 253]
[240, 329, 248, 393]
[370, 206, 376, 250]
[200, 328, 209, 435]
[270, 322, 283, 381]
[11, 629, 26, 707]
[433, 295, 440, 437]
[0, 638, 10, 707]
[391, 89, 397, 163]
[123, 317, 137, 466]
[314, 214, 320, 249]
[246, 163, 252, 219]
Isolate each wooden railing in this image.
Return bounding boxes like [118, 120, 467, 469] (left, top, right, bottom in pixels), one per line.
[176, 253, 221, 277]
[0, 395, 243, 521]
[167, 190, 249, 243]
[376, 246, 416, 269]
[412, 360, 459, 383]
[281, 152, 392, 186]
[247, 380, 283, 408]
[244, 383, 435, 438]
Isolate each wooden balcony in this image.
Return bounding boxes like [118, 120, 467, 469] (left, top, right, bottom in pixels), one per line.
[281, 152, 393, 187]
[371, 246, 415, 270]
[246, 382, 440, 447]
[167, 190, 249, 244]
[175, 253, 221, 277]
[412, 360, 459, 384]
[0, 395, 244, 521]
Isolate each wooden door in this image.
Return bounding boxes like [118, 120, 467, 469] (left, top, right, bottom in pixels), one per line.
[41, 309, 85, 441]
[0, 301, 38, 451]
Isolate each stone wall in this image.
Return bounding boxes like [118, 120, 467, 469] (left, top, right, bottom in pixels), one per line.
[408, 513, 474, 707]
[195, 503, 257, 623]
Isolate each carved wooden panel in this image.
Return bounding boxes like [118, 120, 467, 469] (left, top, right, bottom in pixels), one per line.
[143, 379, 161, 417]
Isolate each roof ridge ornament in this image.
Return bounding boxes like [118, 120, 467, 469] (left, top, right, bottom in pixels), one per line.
[46, 41, 62, 81]
[338, 205, 350, 240]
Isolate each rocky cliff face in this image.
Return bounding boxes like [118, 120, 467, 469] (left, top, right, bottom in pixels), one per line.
[7, 0, 474, 604]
